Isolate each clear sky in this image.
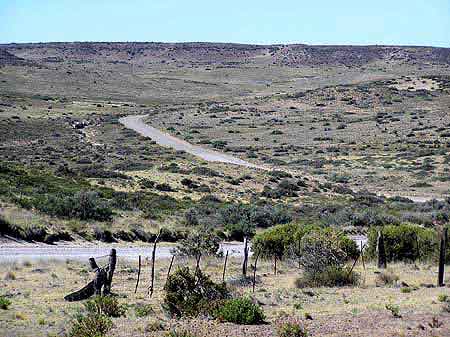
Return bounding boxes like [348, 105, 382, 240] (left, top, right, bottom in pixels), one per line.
[0, 0, 449, 47]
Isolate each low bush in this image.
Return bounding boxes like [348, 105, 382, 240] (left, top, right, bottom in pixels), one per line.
[26, 191, 113, 221]
[438, 294, 449, 302]
[84, 296, 127, 318]
[276, 316, 308, 337]
[0, 296, 11, 310]
[163, 267, 229, 317]
[252, 224, 358, 269]
[261, 180, 300, 198]
[299, 230, 347, 275]
[134, 303, 154, 317]
[385, 303, 401, 318]
[214, 297, 265, 325]
[67, 312, 112, 337]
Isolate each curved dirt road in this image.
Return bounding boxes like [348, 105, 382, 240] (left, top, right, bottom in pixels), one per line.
[119, 115, 264, 169]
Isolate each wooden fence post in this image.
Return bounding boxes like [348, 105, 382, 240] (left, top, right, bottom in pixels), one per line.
[377, 231, 387, 269]
[135, 255, 141, 293]
[222, 250, 229, 283]
[274, 255, 277, 275]
[104, 249, 116, 295]
[360, 241, 366, 270]
[438, 228, 448, 287]
[149, 229, 162, 297]
[242, 237, 249, 278]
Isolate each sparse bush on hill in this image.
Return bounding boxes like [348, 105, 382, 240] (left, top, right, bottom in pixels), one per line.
[262, 179, 300, 198]
[33, 191, 113, 221]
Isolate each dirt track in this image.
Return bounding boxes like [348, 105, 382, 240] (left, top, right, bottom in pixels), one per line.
[119, 114, 264, 169]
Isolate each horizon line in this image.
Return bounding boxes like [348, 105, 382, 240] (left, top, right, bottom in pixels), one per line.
[1, 40, 449, 49]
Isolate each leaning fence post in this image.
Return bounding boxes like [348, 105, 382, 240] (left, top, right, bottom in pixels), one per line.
[149, 229, 162, 297]
[166, 255, 175, 284]
[377, 230, 387, 269]
[252, 252, 260, 293]
[135, 255, 141, 293]
[222, 250, 229, 283]
[438, 228, 448, 287]
[104, 249, 116, 295]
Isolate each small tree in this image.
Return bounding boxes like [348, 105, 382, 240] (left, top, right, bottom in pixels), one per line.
[299, 230, 347, 276]
[172, 229, 220, 273]
[252, 224, 296, 274]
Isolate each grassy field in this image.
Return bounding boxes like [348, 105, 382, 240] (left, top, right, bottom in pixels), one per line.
[0, 256, 449, 337]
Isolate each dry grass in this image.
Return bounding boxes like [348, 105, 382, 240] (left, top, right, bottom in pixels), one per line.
[1, 256, 449, 337]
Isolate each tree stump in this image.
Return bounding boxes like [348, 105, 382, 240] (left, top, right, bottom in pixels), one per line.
[104, 249, 116, 295]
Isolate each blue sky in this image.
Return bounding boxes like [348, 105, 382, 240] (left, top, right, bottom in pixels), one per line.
[0, 0, 449, 46]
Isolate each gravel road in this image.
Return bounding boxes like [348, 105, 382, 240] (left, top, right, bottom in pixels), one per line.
[119, 114, 263, 169]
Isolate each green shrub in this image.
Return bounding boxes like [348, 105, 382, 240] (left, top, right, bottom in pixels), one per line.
[0, 296, 11, 310]
[84, 295, 126, 318]
[252, 224, 356, 268]
[214, 297, 265, 325]
[276, 317, 308, 337]
[134, 303, 153, 317]
[385, 303, 401, 318]
[67, 312, 112, 337]
[172, 229, 220, 261]
[400, 287, 412, 293]
[438, 294, 449, 302]
[163, 267, 229, 317]
[339, 235, 360, 260]
[366, 224, 438, 262]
